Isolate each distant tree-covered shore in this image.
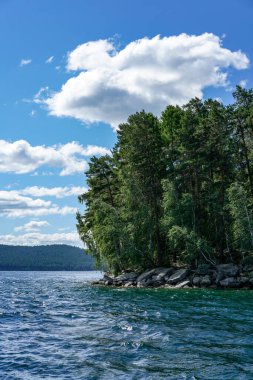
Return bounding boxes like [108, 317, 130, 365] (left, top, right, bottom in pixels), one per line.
[0, 245, 94, 271]
[77, 86, 253, 274]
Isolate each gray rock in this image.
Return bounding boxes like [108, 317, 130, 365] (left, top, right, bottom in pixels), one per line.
[124, 282, 134, 287]
[200, 275, 211, 287]
[216, 264, 239, 282]
[103, 274, 113, 285]
[114, 272, 138, 284]
[211, 270, 218, 282]
[152, 268, 174, 281]
[137, 268, 158, 284]
[137, 281, 147, 288]
[242, 264, 253, 273]
[174, 280, 190, 288]
[137, 267, 174, 287]
[239, 276, 249, 286]
[103, 274, 113, 281]
[192, 276, 201, 286]
[219, 277, 240, 288]
[166, 269, 189, 285]
[150, 268, 174, 286]
[151, 280, 164, 287]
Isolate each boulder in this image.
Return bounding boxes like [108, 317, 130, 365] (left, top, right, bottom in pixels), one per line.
[124, 282, 134, 287]
[137, 267, 174, 287]
[152, 268, 174, 281]
[137, 268, 158, 284]
[210, 270, 218, 282]
[216, 264, 239, 282]
[119, 272, 138, 281]
[192, 276, 200, 286]
[238, 276, 249, 286]
[200, 275, 211, 287]
[243, 265, 253, 273]
[103, 274, 113, 285]
[166, 269, 189, 285]
[114, 272, 138, 285]
[174, 280, 190, 288]
[150, 268, 175, 286]
[219, 277, 240, 288]
[192, 276, 201, 286]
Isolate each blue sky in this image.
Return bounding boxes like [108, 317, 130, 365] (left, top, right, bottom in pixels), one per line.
[0, 0, 252, 246]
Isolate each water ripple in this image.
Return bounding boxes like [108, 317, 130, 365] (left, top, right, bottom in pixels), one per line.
[0, 271, 253, 379]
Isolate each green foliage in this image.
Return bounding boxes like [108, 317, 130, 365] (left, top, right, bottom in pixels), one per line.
[77, 87, 253, 272]
[167, 226, 214, 265]
[117, 111, 167, 267]
[227, 183, 253, 252]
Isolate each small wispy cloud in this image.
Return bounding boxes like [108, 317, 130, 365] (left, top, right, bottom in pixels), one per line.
[46, 56, 54, 64]
[0, 231, 81, 246]
[239, 79, 248, 88]
[20, 58, 32, 67]
[15, 220, 50, 232]
[34, 86, 49, 104]
[29, 110, 36, 117]
[20, 186, 87, 198]
[0, 190, 77, 218]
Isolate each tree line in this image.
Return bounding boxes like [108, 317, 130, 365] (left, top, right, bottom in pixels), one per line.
[77, 86, 253, 274]
[0, 245, 94, 271]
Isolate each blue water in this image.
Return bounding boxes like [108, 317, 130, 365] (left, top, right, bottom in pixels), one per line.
[0, 272, 253, 379]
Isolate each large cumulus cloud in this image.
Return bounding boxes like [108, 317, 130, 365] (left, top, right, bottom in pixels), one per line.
[45, 33, 249, 129]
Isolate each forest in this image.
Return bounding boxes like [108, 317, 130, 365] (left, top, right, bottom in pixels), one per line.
[0, 245, 94, 271]
[77, 86, 253, 274]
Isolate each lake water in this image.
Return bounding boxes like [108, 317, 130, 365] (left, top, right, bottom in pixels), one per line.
[0, 271, 253, 379]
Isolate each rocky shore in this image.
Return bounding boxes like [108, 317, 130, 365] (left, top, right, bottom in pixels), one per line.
[92, 263, 253, 289]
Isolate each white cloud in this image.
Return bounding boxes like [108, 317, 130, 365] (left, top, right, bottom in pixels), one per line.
[8, 206, 76, 218]
[29, 110, 36, 117]
[44, 33, 249, 129]
[239, 79, 248, 88]
[34, 86, 50, 103]
[0, 190, 77, 218]
[0, 232, 82, 246]
[46, 56, 54, 64]
[20, 59, 32, 67]
[0, 140, 110, 176]
[20, 186, 87, 198]
[15, 220, 50, 232]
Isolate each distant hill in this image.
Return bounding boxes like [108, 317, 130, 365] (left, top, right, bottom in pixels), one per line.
[0, 244, 94, 271]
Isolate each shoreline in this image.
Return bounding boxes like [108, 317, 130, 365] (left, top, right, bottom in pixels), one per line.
[92, 263, 253, 289]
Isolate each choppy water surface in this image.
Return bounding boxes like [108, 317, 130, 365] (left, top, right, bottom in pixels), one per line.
[0, 271, 253, 379]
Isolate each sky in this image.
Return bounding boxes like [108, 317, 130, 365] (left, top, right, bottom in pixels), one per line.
[0, 0, 252, 247]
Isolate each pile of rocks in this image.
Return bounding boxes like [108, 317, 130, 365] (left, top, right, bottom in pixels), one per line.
[92, 263, 253, 289]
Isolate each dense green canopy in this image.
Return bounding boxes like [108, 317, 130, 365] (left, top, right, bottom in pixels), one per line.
[77, 86, 253, 274]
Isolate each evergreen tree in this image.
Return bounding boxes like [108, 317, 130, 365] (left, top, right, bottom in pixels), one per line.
[117, 111, 167, 266]
[77, 87, 253, 272]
